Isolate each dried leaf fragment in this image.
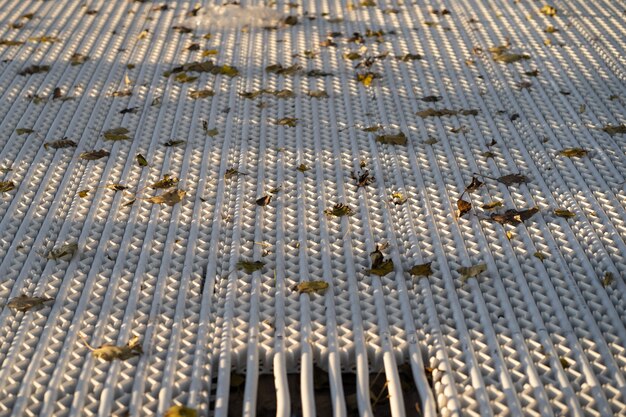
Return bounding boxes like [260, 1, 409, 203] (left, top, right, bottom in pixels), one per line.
[376, 132, 407, 145]
[16, 128, 34, 135]
[7, 294, 52, 312]
[149, 174, 179, 190]
[47, 242, 78, 260]
[165, 405, 198, 417]
[602, 124, 626, 136]
[78, 189, 89, 198]
[601, 272, 614, 287]
[90, 336, 143, 361]
[237, 260, 265, 274]
[163, 139, 185, 147]
[409, 262, 432, 277]
[420, 95, 442, 103]
[559, 148, 588, 158]
[80, 150, 110, 160]
[481, 201, 503, 210]
[0, 39, 24, 46]
[103, 127, 130, 141]
[174, 73, 198, 83]
[0, 181, 16, 193]
[497, 173, 529, 186]
[19, 65, 50, 76]
[324, 203, 355, 217]
[70, 53, 89, 66]
[540, 5, 557, 16]
[44, 139, 78, 150]
[457, 198, 472, 217]
[489, 207, 539, 225]
[136, 154, 148, 167]
[554, 208, 575, 218]
[274, 117, 298, 127]
[464, 177, 484, 194]
[366, 246, 394, 276]
[297, 281, 329, 294]
[458, 263, 487, 280]
[106, 184, 129, 192]
[146, 189, 186, 206]
[189, 89, 214, 99]
[297, 164, 309, 172]
[256, 195, 272, 206]
[492, 53, 531, 64]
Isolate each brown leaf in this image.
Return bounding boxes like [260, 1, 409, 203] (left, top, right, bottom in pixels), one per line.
[44, 139, 78, 150]
[366, 246, 394, 276]
[80, 150, 110, 160]
[481, 201, 503, 210]
[136, 154, 148, 167]
[296, 281, 329, 294]
[458, 263, 487, 280]
[0, 181, 16, 193]
[324, 203, 355, 217]
[274, 117, 298, 127]
[375, 132, 407, 145]
[189, 89, 214, 99]
[409, 262, 432, 277]
[149, 174, 179, 190]
[497, 173, 529, 186]
[70, 53, 89, 66]
[492, 53, 531, 64]
[602, 124, 626, 136]
[19, 65, 50, 76]
[457, 198, 472, 217]
[420, 95, 442, 102]
[353, 170, 374, 188]
[554, 208, 575, 218]
[256, 195, 272, 206]
[7, 294, 53, 312]
[163, 139, 185, 147]
[103, 127, 130, 141]
[464, 176, 484, 194]
[489, 207, 539, 225]
[559, 148, 588, 158]
[146, 189, 186, 206]
[106, 184, 129, 192]
[237, 260, 265, 273]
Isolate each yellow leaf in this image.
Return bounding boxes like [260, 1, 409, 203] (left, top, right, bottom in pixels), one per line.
[91, 336, 143, 361]
[540, 5, 557, 16]
[559, 148, 588, 158]
[357, 72, 374, 87]
[165, 405, 198, 417]
[201, 49, 218, 57]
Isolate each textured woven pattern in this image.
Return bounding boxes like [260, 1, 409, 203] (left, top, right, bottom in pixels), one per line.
[0, 0, 625, 416]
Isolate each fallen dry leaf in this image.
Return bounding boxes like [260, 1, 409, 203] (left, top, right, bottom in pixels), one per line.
[237, 259, 265, 273]
[103, 127, 130, 141]
[457, 198, 472, 217]
[376, 132, 407, 145]
[164, 405, 198, 417]
[458, 263, 487, 280]
[80, 150, 110, 160]
[146, 189, 186, 206]
[366, 246, 394, 276]
[324, 203, 355, 217]
[559, 148, 588, 158]
[409, 262, 432, 277]
[47, 242, 78, 260]
[7, 294, 53, 312]
[0, 181, 16, 193]
[297, 281, 329, 294]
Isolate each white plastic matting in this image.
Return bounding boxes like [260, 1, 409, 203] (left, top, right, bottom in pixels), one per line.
[0, 0, 625, 416]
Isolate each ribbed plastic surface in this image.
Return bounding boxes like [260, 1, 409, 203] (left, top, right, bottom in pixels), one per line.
[0, 0, 625, 416]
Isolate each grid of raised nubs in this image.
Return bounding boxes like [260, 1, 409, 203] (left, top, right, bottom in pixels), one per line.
[0, 0, 625, 416]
